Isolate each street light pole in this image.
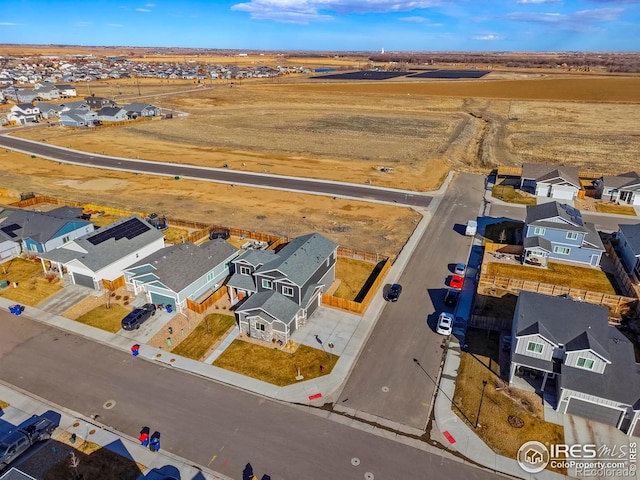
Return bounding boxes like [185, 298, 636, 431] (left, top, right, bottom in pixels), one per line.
[475, 380, 488, 429]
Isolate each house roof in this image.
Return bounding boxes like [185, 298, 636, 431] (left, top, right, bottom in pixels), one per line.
[582, 222, 605, 252]
[40, 215, 164, 272]
[619, 223, 640, 255]
[0, 467, 39, 480]
[235, 249, 276, 267]
[235, 290, 300, 326]
[0, 207, 90, 244]
[123, 102, 157, 112]
[227, 272, 256, 291]
[15, 102, 36, 110]
[126, 239, 237, 293]
[523, 235, 552, 252]
[97, 106, 125, 116]
[525, 201, 586, 232]
[256, 233, 338, 287]
[602, 172, 640, 190]
[522, 163, 580, 188]
[515, 291, 611, 362]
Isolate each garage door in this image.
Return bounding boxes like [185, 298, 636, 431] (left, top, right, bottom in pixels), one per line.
[150, 292, 176, 309]
[566, 398, 622, 426]
[73, 273, 96, 289]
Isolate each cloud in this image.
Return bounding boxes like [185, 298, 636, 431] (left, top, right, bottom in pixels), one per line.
[473, 33, 502, 40]
[505, 7, 623, 30]
[231, 0, 443, 23]
[399, 16, 429, 22]
[517, 0, 559, 3]
[107, 23, 124, 27]
[0, 22, 19, 26]
[146, 2, 156, 5]
[582, 0, 640, 3]
[136, 8, 152, 12]
[76, 21, 92, 27]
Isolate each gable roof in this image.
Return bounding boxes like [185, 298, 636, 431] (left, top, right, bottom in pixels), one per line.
[522, 163, 580, 188]
[602, 172, 640, 190]
[526, 201, 586, 232]
[619, 223, 640, 255]
[40, 215, 164, 272]
[126, 239, 237, 293]
[256, 233, 338, 286]
[235, 290, 300, 326]
[0, 208, 90, 244]
[122, 102, 157, 112]
[234, 249, 276, 267]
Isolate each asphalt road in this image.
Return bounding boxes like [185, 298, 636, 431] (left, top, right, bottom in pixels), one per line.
[0, 134, 432, 208]
[0, 312, 500, 480]
[337, 173, 486, 430]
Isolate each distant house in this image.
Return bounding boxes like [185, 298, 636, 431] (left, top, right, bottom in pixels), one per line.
[122, 102, 162, 119]
[59, 101, 90, 112]
[84, 96, 116, 109]
[522, 201, 604, 267]
[60, 110, 98, 127]
[38, 103, 64, 120]
[124, 239, 238, 312]
[56, 84, 77, 97]
[228, 233, 338, 344]
[40, 215, 165, 290]
[0, 229, 21, 260]
[520, 163, 581, 200]
[595, 172, 640, 206]
[617, 224, 640, 280]
[33, 82, 60, 100]
[97, 106, 128, 122]
[8, 103, 40, 124]
[0, 206, 94, 254]
[508, 291, 640, 436]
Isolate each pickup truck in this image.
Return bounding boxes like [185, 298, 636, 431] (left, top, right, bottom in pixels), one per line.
[0, 415, 57, 470]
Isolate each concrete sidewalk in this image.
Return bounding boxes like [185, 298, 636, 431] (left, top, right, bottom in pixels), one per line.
[0, 381, 230, 480]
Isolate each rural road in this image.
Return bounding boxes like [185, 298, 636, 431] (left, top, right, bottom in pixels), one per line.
[0, 310, 501, 480]
[0, 133, 432, 208]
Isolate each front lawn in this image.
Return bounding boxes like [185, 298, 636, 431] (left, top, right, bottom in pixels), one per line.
[485, 261, 618, 294]
[162, 226, 190, 244]
[0, 257, 62, 305]
[171, 314, 236, 360]
[214, 341, 339, 386]
[595, 203, 637, 216]
[74, 304, 130, 333]
[333, 257, 378, 301]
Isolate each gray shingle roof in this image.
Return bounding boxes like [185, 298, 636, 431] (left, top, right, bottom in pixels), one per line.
[235, 249, 276, 267]
[126, 239, 237, 293]
[619, 224, 640, 255]
[525, 201, 587, 232]
[256, 233, 338, 287]
[1, 208, 90, 244]
[522, 163, 580, 188]
[41, 215, 163, 272]
[602, 172, 640, 189]
[523, 235, 552, 252]
[535, 167, 580, 188]
[227, 272, 256, 291]
[97, 106, 124, 117]
[236, 290, 300, 326]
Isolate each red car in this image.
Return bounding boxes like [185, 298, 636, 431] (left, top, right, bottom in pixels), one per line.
[449, 274, 464, 290]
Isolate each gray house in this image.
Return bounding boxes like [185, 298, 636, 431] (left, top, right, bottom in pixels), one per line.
[228, 233, 338, 344]
[122, 102, 162, 118]
[595, 172, 640, 206]
[60, 110, 98, 127]
[97, 106, 128, 122]
[84, 96, 116, 109]
[38, 103, 64, 120]
[508, 291, 640, 436]
[124, 239, 238, 312]
[520, 163, 581, 200]
[617, 223, 640, 280]
[522, 201, 604, 267]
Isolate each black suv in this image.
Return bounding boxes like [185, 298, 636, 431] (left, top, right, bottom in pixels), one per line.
[385, 284, 402, 302]
[121, 303, 156, 330]
[444, 288, 460, 306]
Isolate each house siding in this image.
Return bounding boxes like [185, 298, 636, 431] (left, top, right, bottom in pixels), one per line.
[183, 252, 235, 302]
[525, 225, 600, 265]
[514, 334, 555, 361]
[564, 350, 607, 374]
[618, 229, 640, 277]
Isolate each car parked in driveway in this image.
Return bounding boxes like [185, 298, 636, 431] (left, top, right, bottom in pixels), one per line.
[454, 263, 466, 276]
[121, 303, 156, 330]
[449, 275, 464, 290]
[444, 288, 460, 306]
[436, 312, 454, 335]
[384, 283, 402, 302]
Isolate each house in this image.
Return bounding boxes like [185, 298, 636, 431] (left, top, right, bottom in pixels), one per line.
[0, 207, 93, 254]
[508, 291, 640, 436]
[122, 102, 162, 119]
[8, 103, 40, 124]
[0, 229, 20, 260]
[595, 172, 640, 206]
[38, 103, 64, 120]
[520, 163, 581, 200]
[97, 106, 128, 122]
[33, 82, 60, 100]
[59, 101, 90, 112]
[124, 239, 238, 312]
[60, 110, 98, 127]
[40, 215, 165, 290]
[84, 96, 116, 109]
[228, 233, 338, 344]
[522, 201, 604, 267]
[617, 224, 640, 280]
[56, 84, 77, 97]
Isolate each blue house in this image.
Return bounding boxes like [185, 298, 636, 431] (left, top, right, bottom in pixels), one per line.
[617, 223, 640, 280]
[228, 233, 338, 344]
[522, 202, 604, 267]
[124, 239, 238, 312]
[0, 207, 94, 254]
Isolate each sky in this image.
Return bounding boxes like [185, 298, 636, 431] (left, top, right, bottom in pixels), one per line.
[1, 0, 639, 52]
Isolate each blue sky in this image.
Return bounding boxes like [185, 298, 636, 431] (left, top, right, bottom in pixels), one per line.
[1, 0, 639, 51]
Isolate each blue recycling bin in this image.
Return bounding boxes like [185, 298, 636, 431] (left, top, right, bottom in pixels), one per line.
[166, 305, 172, 313]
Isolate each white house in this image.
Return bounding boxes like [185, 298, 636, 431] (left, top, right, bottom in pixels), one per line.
[8, 103, 41, 124]
[520, 163, 581, 200]
[596, 172, 640, 206]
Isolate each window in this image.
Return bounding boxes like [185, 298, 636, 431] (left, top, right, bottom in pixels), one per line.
[566, 232, 579, 240]
[282, 286, 294, 297]
[262, 279, 272, 289]
[533, 227, 546, 236]
[255, 322, 265, 331]
[577, 357, 595, 370]
[527, 341, 544, 354]
[553, 246, 571, 255]
[207, 272, 214, 282]
[62, 235, 70, 243]
[239, 266, 251, 275]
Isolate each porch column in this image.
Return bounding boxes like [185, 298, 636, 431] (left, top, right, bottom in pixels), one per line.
[540, 372, 549, 392]
[40, 258, 47, 274]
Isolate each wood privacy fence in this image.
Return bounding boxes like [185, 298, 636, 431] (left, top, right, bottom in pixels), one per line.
[604, 241, 640, 312]
[322, 257, 391, 314]
[186, 286, 228, 314]
[479, 274, 637, 314]
[484, 242, 524, 255]
[469, 315, 511, 331]
[102, 276, 126, 291]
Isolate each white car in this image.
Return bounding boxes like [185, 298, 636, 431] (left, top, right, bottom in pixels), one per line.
[436, 312, 454, 336]
[454, 263, 466, 276]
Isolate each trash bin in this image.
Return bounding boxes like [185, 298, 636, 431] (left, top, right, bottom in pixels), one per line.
[131, 344, 140, 357]
[0, 280, 9, 289]
[166, 305, 172, 313]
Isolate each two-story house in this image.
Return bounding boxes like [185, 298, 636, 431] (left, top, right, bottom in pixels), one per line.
[508, 291, 640, 436]
[617, 223, 640, 280]
[520, 163, 581, 200]
[84, 95, 116, 109]
[522, 201, 604, 267]
[97, 106, 128, 122]
[8, 103, 41, 124]
[227, 233, 338, 344]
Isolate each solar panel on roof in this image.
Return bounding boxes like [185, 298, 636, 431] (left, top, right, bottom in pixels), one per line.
[0, 223, 21, 238]
[87, 218, 151, 245]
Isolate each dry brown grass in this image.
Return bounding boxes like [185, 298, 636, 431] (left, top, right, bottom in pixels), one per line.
[595, 203, 637, 215]
[74, 304, 131, 333]
[333, 257, 378, 301]
[171, 314, 236, 360]
[0, 400, 9, 409]
[0, 258, 62, 306]
[485, 261, 617, 293]
[213, 340, 338, 386]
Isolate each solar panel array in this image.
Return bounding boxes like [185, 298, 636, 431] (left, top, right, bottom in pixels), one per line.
[87, 218, 151, 245]
[0, 223, 21, 238]
[409, 70, 490, 79]
[311, 71, 410, 80]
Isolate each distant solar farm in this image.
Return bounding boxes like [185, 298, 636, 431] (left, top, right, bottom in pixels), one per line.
[311, 69, 490, 80]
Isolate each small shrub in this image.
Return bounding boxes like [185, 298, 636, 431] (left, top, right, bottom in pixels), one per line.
[115, 295, 122, 301]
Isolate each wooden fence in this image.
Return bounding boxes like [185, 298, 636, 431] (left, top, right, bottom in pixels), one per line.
[604, 241, 640, 310]
[469, 315, 511, 331]
[484, 242, 524, 255]
[102, 276, 126, 291]
[479, 274, 637, 314]
[186, 286, 228, 314]
[322, 257, 391, 314]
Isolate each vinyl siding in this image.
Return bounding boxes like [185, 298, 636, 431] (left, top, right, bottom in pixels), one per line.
[564, 350, 607, 374]
[514, 334, 555, 361]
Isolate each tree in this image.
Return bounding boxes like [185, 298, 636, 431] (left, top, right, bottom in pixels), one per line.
[69, 451, 81, 479]
[498, 229, 507, 244]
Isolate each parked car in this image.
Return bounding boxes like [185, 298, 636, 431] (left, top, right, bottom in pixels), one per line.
[444, 288, 460, 306]
[465, 220, 477, 236]
[209, 229, 230, 240]
[436, 312, 454, 335]
[454, 263, 466, 276]
[449, 275, 464, 290]
[121, 303, 156, 330]
[385, 283, 402, 302]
